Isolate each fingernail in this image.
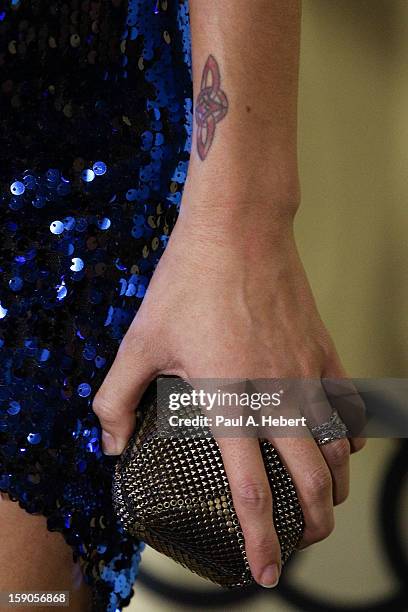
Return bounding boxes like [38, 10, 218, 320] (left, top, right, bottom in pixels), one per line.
[259, 563, 280, 588]
[102, 430, 120, 455]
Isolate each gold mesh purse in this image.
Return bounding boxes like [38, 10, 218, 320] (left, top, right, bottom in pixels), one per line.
[112, 378, 304, 588]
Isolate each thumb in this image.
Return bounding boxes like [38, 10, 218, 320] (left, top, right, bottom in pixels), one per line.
[92, 335, 156, 455]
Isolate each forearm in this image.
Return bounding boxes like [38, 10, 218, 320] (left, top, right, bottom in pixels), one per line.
[183, 0, 302, 223]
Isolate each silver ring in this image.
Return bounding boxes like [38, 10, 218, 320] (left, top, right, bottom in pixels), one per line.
[310, 410, 348, 446]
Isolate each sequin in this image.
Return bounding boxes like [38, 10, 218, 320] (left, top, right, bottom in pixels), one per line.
[98, 218, 111, 230]
[56, 284, 68, 301]
[23, 174, 36, 189]
[82, 169, 96, 183]
[39, 349, 50, 362]
[78, 383, 92, 398]
[9, 277, 23, 291]
[10, 181, 25, 195]
[70, 257, 85, 272]
[95, 356, 107, 369]
[93, 161, 107, 176]
[70, 34, 81, 48]
[50, 221, 64, 235]
[27, 433, 42, 445]
[63, 217, 76, 231]
[126, 189, 138, 202]
[7, 401, 21, 415]
[0, 1, 192, 610]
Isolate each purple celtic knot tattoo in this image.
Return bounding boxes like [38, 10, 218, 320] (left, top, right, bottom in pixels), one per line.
[195, 55, 228, 161]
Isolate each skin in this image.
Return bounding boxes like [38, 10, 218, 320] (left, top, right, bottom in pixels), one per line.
[0, 494, 91, 611]
[93, 0, 365, 590]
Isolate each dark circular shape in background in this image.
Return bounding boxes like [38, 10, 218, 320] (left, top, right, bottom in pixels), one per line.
[139, 440, 408, 611]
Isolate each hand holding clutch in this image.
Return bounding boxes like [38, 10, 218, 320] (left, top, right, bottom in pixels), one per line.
[112, 378, 304, 588]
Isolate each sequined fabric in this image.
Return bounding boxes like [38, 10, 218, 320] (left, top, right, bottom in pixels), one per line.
[0, 1, 192, 610]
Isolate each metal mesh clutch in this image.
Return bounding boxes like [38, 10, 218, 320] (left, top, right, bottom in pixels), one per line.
[112, 378, 304, 588]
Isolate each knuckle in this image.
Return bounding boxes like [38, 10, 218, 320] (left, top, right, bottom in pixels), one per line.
[235, 480, 271, 513]
[312, 515, 335, 542]
[334, 488, 349, 506]
[304, 465, 332, 501]
[303, 515, 335, 546]
[92, 394, 118, 426]
[351, 437, 367, 453]
[324, 438, 350, 468]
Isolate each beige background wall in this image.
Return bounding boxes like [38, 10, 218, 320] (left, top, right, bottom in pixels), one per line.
[130, 1, 408, 609]
[298, 0, 408, 379]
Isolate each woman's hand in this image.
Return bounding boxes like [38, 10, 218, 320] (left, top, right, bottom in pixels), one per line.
[92, 194, 365, 588]
[93, 0, 367, 589]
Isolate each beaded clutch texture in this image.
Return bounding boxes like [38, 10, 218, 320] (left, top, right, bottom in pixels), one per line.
[112, 378, 304, 587]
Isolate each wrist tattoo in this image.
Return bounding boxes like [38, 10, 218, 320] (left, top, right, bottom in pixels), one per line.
[195, 54, 228, 161]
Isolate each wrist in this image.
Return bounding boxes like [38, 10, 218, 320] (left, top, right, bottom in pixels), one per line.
[180, 167, 300, 232]
[183, 146, 300, 210]
[176, 190, 299, 264]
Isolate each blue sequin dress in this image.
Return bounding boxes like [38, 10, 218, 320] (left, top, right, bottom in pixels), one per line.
[0, 1, 192, 609]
